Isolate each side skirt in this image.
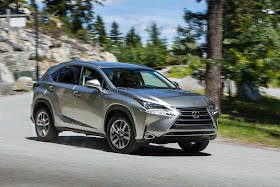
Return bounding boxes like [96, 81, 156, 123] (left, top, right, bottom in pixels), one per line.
[56, 127, 106, 138]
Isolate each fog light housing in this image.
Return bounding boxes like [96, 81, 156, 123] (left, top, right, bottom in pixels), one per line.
[144, 132, 156, 140]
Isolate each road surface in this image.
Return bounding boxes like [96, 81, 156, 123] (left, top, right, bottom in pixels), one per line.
[0, 93, 279, 186]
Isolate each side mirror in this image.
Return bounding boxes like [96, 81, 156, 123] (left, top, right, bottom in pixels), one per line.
[172, 81, 179, 87]
[86, 79, 102, 92]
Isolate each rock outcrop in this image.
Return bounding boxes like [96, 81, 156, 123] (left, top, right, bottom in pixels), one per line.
[0, 20, 117, 85]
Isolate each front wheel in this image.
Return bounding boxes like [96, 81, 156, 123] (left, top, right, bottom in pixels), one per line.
[106, 114, 140, 154]
[178, 141, 209, 152]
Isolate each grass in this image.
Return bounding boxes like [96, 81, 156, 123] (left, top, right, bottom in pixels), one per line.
[183, 88, 280, 147]
[268, 77, 280, 88]
[167, 67, 193, 78]
[219, 95, 280, 147]
[218, 118, 280, 147]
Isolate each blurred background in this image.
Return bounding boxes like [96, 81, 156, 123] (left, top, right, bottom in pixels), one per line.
[0, 1, 280, 186]
[0, 0, 279, 148]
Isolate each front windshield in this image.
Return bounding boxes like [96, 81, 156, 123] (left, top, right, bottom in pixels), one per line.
[101, 68, 177, 89]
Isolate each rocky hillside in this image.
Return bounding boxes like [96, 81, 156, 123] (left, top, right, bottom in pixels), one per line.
[0, 20, 117, 85]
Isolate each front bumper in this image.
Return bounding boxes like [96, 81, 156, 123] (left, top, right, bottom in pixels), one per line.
[137, 106, 218, 143]
[137, 134, 217, 144]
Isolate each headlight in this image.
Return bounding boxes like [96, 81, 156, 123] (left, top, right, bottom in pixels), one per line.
[209, 104, 215, 109]
[133, 98, 167, 110]
[133, 98, 176, 116]
[208, 103, 219, 115]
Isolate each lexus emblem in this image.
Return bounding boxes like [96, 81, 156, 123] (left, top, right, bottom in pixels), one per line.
[192, 111, 200, 119]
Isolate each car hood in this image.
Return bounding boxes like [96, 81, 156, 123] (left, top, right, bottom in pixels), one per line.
[118, 88, 209, 108]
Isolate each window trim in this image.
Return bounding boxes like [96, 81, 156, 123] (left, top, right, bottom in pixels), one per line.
[79, 66, 107, 88]
[50, 65, 82, 85]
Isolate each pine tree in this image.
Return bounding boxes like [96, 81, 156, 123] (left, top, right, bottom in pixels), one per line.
[125, 27, 141, 47]
[3, 0, 27, 13]
[171, 9, 206, 57]
[43, 0, 73, 17]
[110, 21, 122, 46]
[94, 15, 109, 46]
[146, 23, 161, 46]
[43, 0, 103, 32]
[145, 23, 168, 67]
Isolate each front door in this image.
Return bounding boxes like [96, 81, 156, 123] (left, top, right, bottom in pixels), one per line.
[72, 67, 106, 134]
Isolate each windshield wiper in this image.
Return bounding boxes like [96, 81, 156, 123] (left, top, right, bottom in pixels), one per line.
[136, 85, 158, 89]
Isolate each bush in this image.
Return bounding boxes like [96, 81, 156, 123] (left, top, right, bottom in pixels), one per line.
[167, 67, 193, 78]
[75, 29, 91, 41]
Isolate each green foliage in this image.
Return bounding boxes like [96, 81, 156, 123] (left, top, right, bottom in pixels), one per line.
[2, 0, 27, 12]
[112, 44, 144, 64]
[171, 9, 206, 57]
[167, 53, 205, 78]
[144, 23, 168, 67]
[109, 21, 122, 46]
[224, 0, 280, 88]
[94, 15, 109, 46]
[43, 0, 73, 17]
[125, 27, 141, 47]
[167, 67, 193, 78]
[3, 0, 26, 4]
[187, 53, 205, 69]
[219, 95, 280, 147]
[43, 0, 103, 33]
[75, 29, 91, 41]
[146, 22, 161, 46]
[269, 77, 280, 88]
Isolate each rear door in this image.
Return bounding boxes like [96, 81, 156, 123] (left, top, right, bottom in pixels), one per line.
[48, 66, 81, 128]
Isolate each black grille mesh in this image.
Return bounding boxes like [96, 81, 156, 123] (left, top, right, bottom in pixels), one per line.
[171, 108, 213, 129]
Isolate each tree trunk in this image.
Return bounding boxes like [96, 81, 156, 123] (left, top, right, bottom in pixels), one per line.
[206, 0, 223, 111]
[16, 1, 19, 13]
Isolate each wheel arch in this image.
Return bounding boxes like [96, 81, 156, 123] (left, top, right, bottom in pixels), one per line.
[104, 105, 136, 135]
[33, 98, 55, 123]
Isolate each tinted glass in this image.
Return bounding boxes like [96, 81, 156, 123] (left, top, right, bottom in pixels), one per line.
[102, 68, 176, 89]
[80, 67, 104, 86]
[54, 66, 81, 84]
[51, 68, 61, 81]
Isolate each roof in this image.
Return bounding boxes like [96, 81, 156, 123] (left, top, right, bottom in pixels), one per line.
[62, 61, 152, 70]
[88, 61, 151, 69]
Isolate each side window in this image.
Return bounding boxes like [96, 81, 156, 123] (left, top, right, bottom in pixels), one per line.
[80, 67, 104, 86]
[51, 69, 62, 81]
[52, 66, 81, 84]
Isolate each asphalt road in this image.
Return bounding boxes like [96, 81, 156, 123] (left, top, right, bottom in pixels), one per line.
[0, 93, 280, 187]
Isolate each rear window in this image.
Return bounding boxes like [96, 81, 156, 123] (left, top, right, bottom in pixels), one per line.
[51, 66, 81, 84]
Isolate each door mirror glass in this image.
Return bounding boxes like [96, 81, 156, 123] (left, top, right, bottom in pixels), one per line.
[86, 79, 102, 91]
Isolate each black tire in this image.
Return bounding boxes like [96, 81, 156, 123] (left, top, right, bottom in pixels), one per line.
[106, 113, 140, 154]
[35, 107, 58, 142]
[178, 141, 209, 152]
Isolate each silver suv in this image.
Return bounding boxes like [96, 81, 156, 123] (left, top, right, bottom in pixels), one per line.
[31, 61, 218, 153]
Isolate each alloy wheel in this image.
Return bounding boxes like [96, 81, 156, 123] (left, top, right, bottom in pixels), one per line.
[36, 111, 50, 137]
[110, 119, 131, 149]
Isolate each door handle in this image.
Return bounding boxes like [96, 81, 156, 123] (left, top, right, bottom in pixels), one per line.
[73, 90, 81, 97]
[48, 86, 55, 92]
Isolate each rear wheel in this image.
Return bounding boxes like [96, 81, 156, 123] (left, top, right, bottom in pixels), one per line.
[178, 141, 209, 152]
[35, 107, 58, 141]
[107, 114, 140, 154]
